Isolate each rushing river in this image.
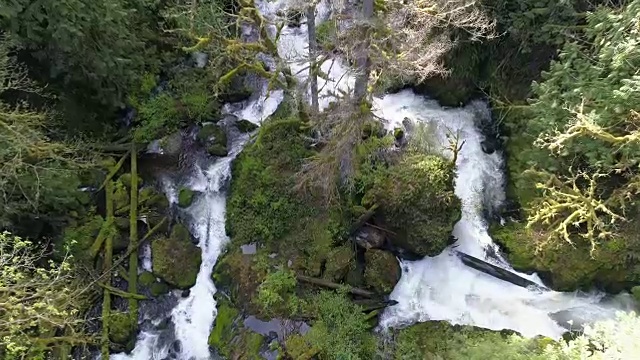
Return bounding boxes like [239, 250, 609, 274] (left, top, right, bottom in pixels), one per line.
[112, 0, 633, 358]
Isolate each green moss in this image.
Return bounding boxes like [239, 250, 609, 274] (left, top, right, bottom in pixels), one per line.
[364, 154, 460, 257]
[108, 312, 134, 345]
[151, 224, 201, 289]
[208, 303, 239, 349]
[178, 187, 195, 208]
[207, 144, 228, 157]
[138, 271, 156, 287]
[284, 334, 317, 360]
[393, 127, 404, 140]
[134, 93, 181, 142]
[236, 119, 258, 133]
[198, 124, 228, 157]
[632, 286, 640, 303]
[492, 221, 640, 292]
[316, 20, 337, 51]
[170, 67, 220, 122]
[323, 245, 354, 282]
[150, 281, 170, 297]
[364, 249, 399, 293]
[394, 321, 548, 360]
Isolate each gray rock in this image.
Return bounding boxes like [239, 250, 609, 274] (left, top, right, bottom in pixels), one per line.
[192, 52, 208, 68]
[354, 225, 386, 249]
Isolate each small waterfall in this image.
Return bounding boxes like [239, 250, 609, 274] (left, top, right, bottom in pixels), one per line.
[373, 90, 634, 338]
[111, 86, 283, 360]
[111, 1, 635, 358]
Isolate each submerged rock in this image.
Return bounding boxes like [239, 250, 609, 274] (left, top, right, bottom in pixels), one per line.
[364, 249, 400, 293]
[151, 224, 201, 289]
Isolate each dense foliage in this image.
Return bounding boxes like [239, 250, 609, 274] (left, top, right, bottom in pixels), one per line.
[3, 0, 640, 358]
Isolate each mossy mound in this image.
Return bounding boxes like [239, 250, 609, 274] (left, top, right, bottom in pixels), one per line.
[492, 220, 640, 292]
[208, 302, 264, 359]
[364, 249, 399, 293]
[323, 245, 354, 282]
[151, 224, 201, 289]
[198, 124, 228, 157]
[364, 154, 460, 257]
[150, 281, 170, 297]
[108, 312, 134, 346]
[178, 187, 195, 208]
[394, 321, 551, 359]
[138, 271, 156, 287]
[236, 119, 258, 133]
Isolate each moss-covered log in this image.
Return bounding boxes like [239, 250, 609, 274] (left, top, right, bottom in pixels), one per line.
[296, 275, 376, 298]
[100, 180, 114, 358]
[127, 145, 139, 331]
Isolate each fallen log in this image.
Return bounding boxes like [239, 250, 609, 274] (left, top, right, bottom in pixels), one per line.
[455, 251, 548, 291]
[348, 204, 379, 235]
[296, 275, 375, 298]
[127, 145, 139, 332]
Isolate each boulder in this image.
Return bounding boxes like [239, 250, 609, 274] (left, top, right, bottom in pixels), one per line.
[323, 245, 354, 282]
[481, 139, 497, 154]
[354, 225, 386, 249]
[178, 187, 195, 208]
[236, 119, 259, 133]
[151, 224, 201, 289]
[197, 124, 228, 157]
[161, 131, 183, 157]
[108, 312, 134, 346]
[364, 249, 400, 293]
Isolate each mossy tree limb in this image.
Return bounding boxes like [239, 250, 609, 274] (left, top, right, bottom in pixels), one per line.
[100, 180, 114, 358]
[127, 144, 139, 332]
[98, 283, 147, 300]
[98, 151, 131, 192]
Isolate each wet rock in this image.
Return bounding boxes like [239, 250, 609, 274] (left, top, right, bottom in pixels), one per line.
[117, 173, 143, 190]
[192, 52, 208, 68]
[480, 138, 497, 154]
[354, 225, 386, 249]
[161, 132, 183, 157]
[197, 124, 228, 157]
[112, 233, 129, 253]
[151, 224, 201, 289]
[172, 340, 182, 353]
[236, 119, 259, 133]
[181, 289, 191, 298]
[178, 187, 195, 208]
[364, 249, 400, 293]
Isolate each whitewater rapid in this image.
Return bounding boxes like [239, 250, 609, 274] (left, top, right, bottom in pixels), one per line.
[112, 1, 633, 359]
[256, 0, 633, 339]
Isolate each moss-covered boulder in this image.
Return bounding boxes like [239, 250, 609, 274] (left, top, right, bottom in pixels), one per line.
[323, 245, 354, 282]
[178, 187, 195, 208]
[208, 302, 264, 358]
[207, 144, 228, 157]
[208, 303, 239, 350]
[236, 119, 259, 133]
[150, 281, 170, 297]
[632, 286, 640, 303]
[394, 321, 549, 359]
[138, 271, 156, 287]
[364, 249, 399, 293]
[151, 224, 201, 289]
[492, 220, 640, 292]
[108, 312, 134, 346]
[364, 154, 460, 257]
[197, 124, 228, 157]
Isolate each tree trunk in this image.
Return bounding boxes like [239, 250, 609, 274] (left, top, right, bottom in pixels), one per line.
[353, 0, 374, 102]
[127, 144, 139, 332]
[307, 4, 319, 113]
[100, 180, 114, 359]
[296, 275, 375, 298]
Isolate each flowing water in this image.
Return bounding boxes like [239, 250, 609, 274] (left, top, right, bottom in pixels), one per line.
[112, 1, 633, 358]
